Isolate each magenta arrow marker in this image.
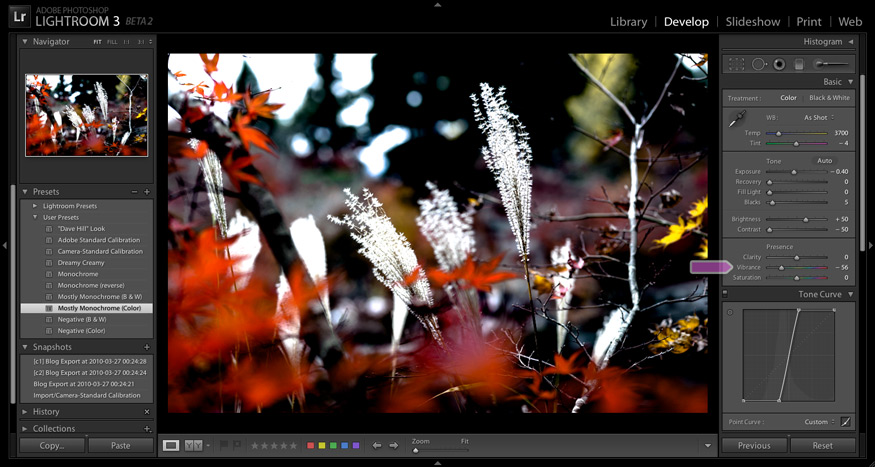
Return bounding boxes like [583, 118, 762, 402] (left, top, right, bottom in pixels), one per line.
[690, 260, 733, 274]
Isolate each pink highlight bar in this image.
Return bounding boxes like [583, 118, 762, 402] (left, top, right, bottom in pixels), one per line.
[689, 260, 734, 274]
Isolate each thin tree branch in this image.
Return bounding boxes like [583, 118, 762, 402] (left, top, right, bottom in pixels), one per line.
[572, 125, 630, 159]
[637, 284, 708, 314]
[569, 54, 636, 125]
[635, 126, 683, 199]
[572, 124, 703, 163]
[452, 182, 502, 205]
[536, 211, 708, 238]
[493, 331, 588, 387]
[641, 55, 684, 127]
[638, 153, 707, 228]
[579, 254, 623, 264]
[626, 347, 675, 371]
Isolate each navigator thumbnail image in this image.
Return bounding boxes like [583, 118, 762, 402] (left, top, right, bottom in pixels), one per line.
[25, 73, 148, 156]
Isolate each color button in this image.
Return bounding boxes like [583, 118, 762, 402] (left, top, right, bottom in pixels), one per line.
[318, 442, 326, 449]
[341, 442, 349, 449]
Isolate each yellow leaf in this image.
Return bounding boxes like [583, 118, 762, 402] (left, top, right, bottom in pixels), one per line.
[684, 215, 702, 232]
[677, 315, 700, 332]
[688, 196, 708, 218]
[532, 274, 554, 296]
[670, 333, 692, 354]
[656, 325, 680, 343]
[695, 239, 708, 259]
[654, 217, 687, 248]
[648, 340, 670, 353]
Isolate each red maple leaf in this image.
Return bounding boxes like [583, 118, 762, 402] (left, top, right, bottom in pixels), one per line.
[190, 81, 209, 97]
[601, 129, 624, 152]
[511, 369, 558, 404]
[180, 140, 209, 159]
[222, 151, 262, 188]
[213, 81, 243, 103]
[168, 227, 240, 323]
[542, 349, 587, 376]
[172, 70, 187, 79]
[244, 91, 284, 120]
[276, 263, 334, 323]
[395, 264, 425, 288]
[581, 362, 641, 413]
[25, 113, 53, 148]
[224, 358, 310, 411]
[199, 53, 219, 74]
[179, 105, 207, 128]
[232, 115, 275, 154]
[427, 254, 518, 293]
[195, 297, 277, 357]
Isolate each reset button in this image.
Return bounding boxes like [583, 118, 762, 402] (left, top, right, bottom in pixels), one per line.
[790, 438, 855, 453]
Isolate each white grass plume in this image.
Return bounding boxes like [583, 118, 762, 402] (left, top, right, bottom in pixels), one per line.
[472, 83, 539, 354]
[64, 105, 82, 142]
[82, 106, 95, 124]
[391, 293, 408, 356]
[227, 210, 261, 290]
[329, 187, 442, 346]
[190, 138, 227, 237]
[275, 271, 304, 400]
[416, 182, 475, 272]
[328, 187, 432, 308]
[471, 83, 533, 262]
[417, 182, 481, 333]
[95, 82, 109, 120]
[290, 215, 331, 329]
[51, 111, 62, 144]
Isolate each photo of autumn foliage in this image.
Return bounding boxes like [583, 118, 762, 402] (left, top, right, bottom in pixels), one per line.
[167, 53, 709, 414]
[26, 74, 147, 156]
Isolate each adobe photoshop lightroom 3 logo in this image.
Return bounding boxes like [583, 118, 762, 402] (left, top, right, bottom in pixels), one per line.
[9, 5, 31, 28]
